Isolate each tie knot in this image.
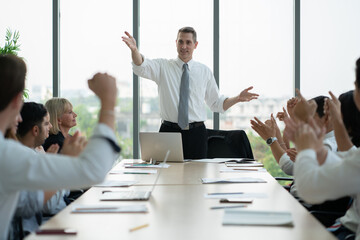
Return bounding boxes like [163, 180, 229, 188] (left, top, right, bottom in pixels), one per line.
[183, 63, 188, 70]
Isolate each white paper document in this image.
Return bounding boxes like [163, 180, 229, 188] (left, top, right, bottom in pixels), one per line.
[205, 192, 267, 199]
[225, 163, 264, 167]
[191, 158, 255, 163]
[223, 209, 293, 226]
[110, 169, 158, 174]
[201, 177, 266, 184]
[93, 180, 138, 187]
[71, 204, 148, 213]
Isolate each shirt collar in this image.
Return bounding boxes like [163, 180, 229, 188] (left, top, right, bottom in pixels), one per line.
[175, 57, 194, 71]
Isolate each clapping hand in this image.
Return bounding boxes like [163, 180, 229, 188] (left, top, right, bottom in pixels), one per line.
[276, 107, 289, 122]
[324, 91, 342, 124]
[250, 115, 276, 141]
[293, 89, 317, 123]
[286, 97, 298, 119]
[46, 144, 60, 154]
[61, 131, 87, 157]
[286, 148, 297, 162]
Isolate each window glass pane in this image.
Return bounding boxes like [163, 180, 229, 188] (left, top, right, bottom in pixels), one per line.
[60, 0, 133, 158]
[139, 0, 213, 131]
[220, 0, 293, 178]
[0, 0, 52, 102]
[301, 0, 360, 98]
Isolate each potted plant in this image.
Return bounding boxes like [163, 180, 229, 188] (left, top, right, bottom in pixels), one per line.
[0, 28, 28, 98]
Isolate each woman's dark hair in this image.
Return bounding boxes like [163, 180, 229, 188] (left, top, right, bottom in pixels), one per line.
[311, 96, 328, 118]
[0, 55, 26, 111]
[339, 90, 360, 147]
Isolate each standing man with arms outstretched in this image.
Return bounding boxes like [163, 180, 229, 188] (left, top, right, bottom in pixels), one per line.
[122, 27, 259, 159]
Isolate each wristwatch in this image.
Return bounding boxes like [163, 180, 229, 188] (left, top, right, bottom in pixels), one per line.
[266, 137, 278, 146]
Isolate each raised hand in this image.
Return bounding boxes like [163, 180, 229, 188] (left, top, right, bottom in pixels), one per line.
[88, 73, 117, 107]
[237, 86, 259, 102]
[286, 148, 297, 162]
[276, 107, 289, 122]
[122, 31, 138, 52]
[250, 116, 276, 141]
[293, 89, 317, 123]
[46, 144, 60, 154]
[283, 117, 300, 143]
[286, 97, 298, 119]
[324, 91, 342, 124]
[61, 131, 87, 157]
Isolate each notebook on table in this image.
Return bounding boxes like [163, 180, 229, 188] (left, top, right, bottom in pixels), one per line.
[140, 132, 184, 162]
[100, 151, 170, 201]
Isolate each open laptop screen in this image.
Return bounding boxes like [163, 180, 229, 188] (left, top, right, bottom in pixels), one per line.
[139, 132, 184, 162]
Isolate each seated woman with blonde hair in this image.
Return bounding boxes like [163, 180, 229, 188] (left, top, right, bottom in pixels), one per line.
[43, 98, 78, 152]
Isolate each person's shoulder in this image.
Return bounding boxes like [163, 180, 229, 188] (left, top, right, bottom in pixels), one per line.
[43, 133, 64, 148]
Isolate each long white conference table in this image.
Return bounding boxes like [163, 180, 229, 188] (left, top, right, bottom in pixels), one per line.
[26, 161, 336, 240]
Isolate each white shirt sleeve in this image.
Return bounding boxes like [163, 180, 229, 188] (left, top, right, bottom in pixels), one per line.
[0, 123, 118, 192]
[132, 56, 163, 84]
[278, 153, 294, 176]
[294, 149, 360, 204]
[204, 72, 227, 113]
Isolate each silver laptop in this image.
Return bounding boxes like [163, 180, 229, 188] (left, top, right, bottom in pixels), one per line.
[139, 132, 184, 162]
[100, 151, 170, 201]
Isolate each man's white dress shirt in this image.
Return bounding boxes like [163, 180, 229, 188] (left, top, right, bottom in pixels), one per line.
[132, 56, 227, 123]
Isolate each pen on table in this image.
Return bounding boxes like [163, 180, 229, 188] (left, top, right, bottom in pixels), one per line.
[210, 204, 247, 210]
[129, 223, 149, 232]
[208, 192, 243, 195]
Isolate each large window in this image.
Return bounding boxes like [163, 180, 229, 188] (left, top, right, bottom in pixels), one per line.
[220, 0, 293, 178]
[301, 0, 360, 98]
[220, 0, 293, 130]
[60, 0, 133, 158]
[139, 0, 214, 131]
[0, 0, 52, 102]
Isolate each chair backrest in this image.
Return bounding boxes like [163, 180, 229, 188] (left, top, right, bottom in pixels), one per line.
[206, 129, 254, 159]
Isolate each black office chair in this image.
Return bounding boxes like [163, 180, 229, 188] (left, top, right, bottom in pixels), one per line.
[206, 129, 254, 159]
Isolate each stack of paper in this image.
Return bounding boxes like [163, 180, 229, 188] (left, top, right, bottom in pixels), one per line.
[201, 177, 266, 184]
[223, 209, 293, 226]
[71, 204, 148, 213]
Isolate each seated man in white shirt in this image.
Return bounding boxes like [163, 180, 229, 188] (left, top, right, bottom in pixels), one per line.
[0, 54, 120, 240]
[14, 102, 74, 235]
